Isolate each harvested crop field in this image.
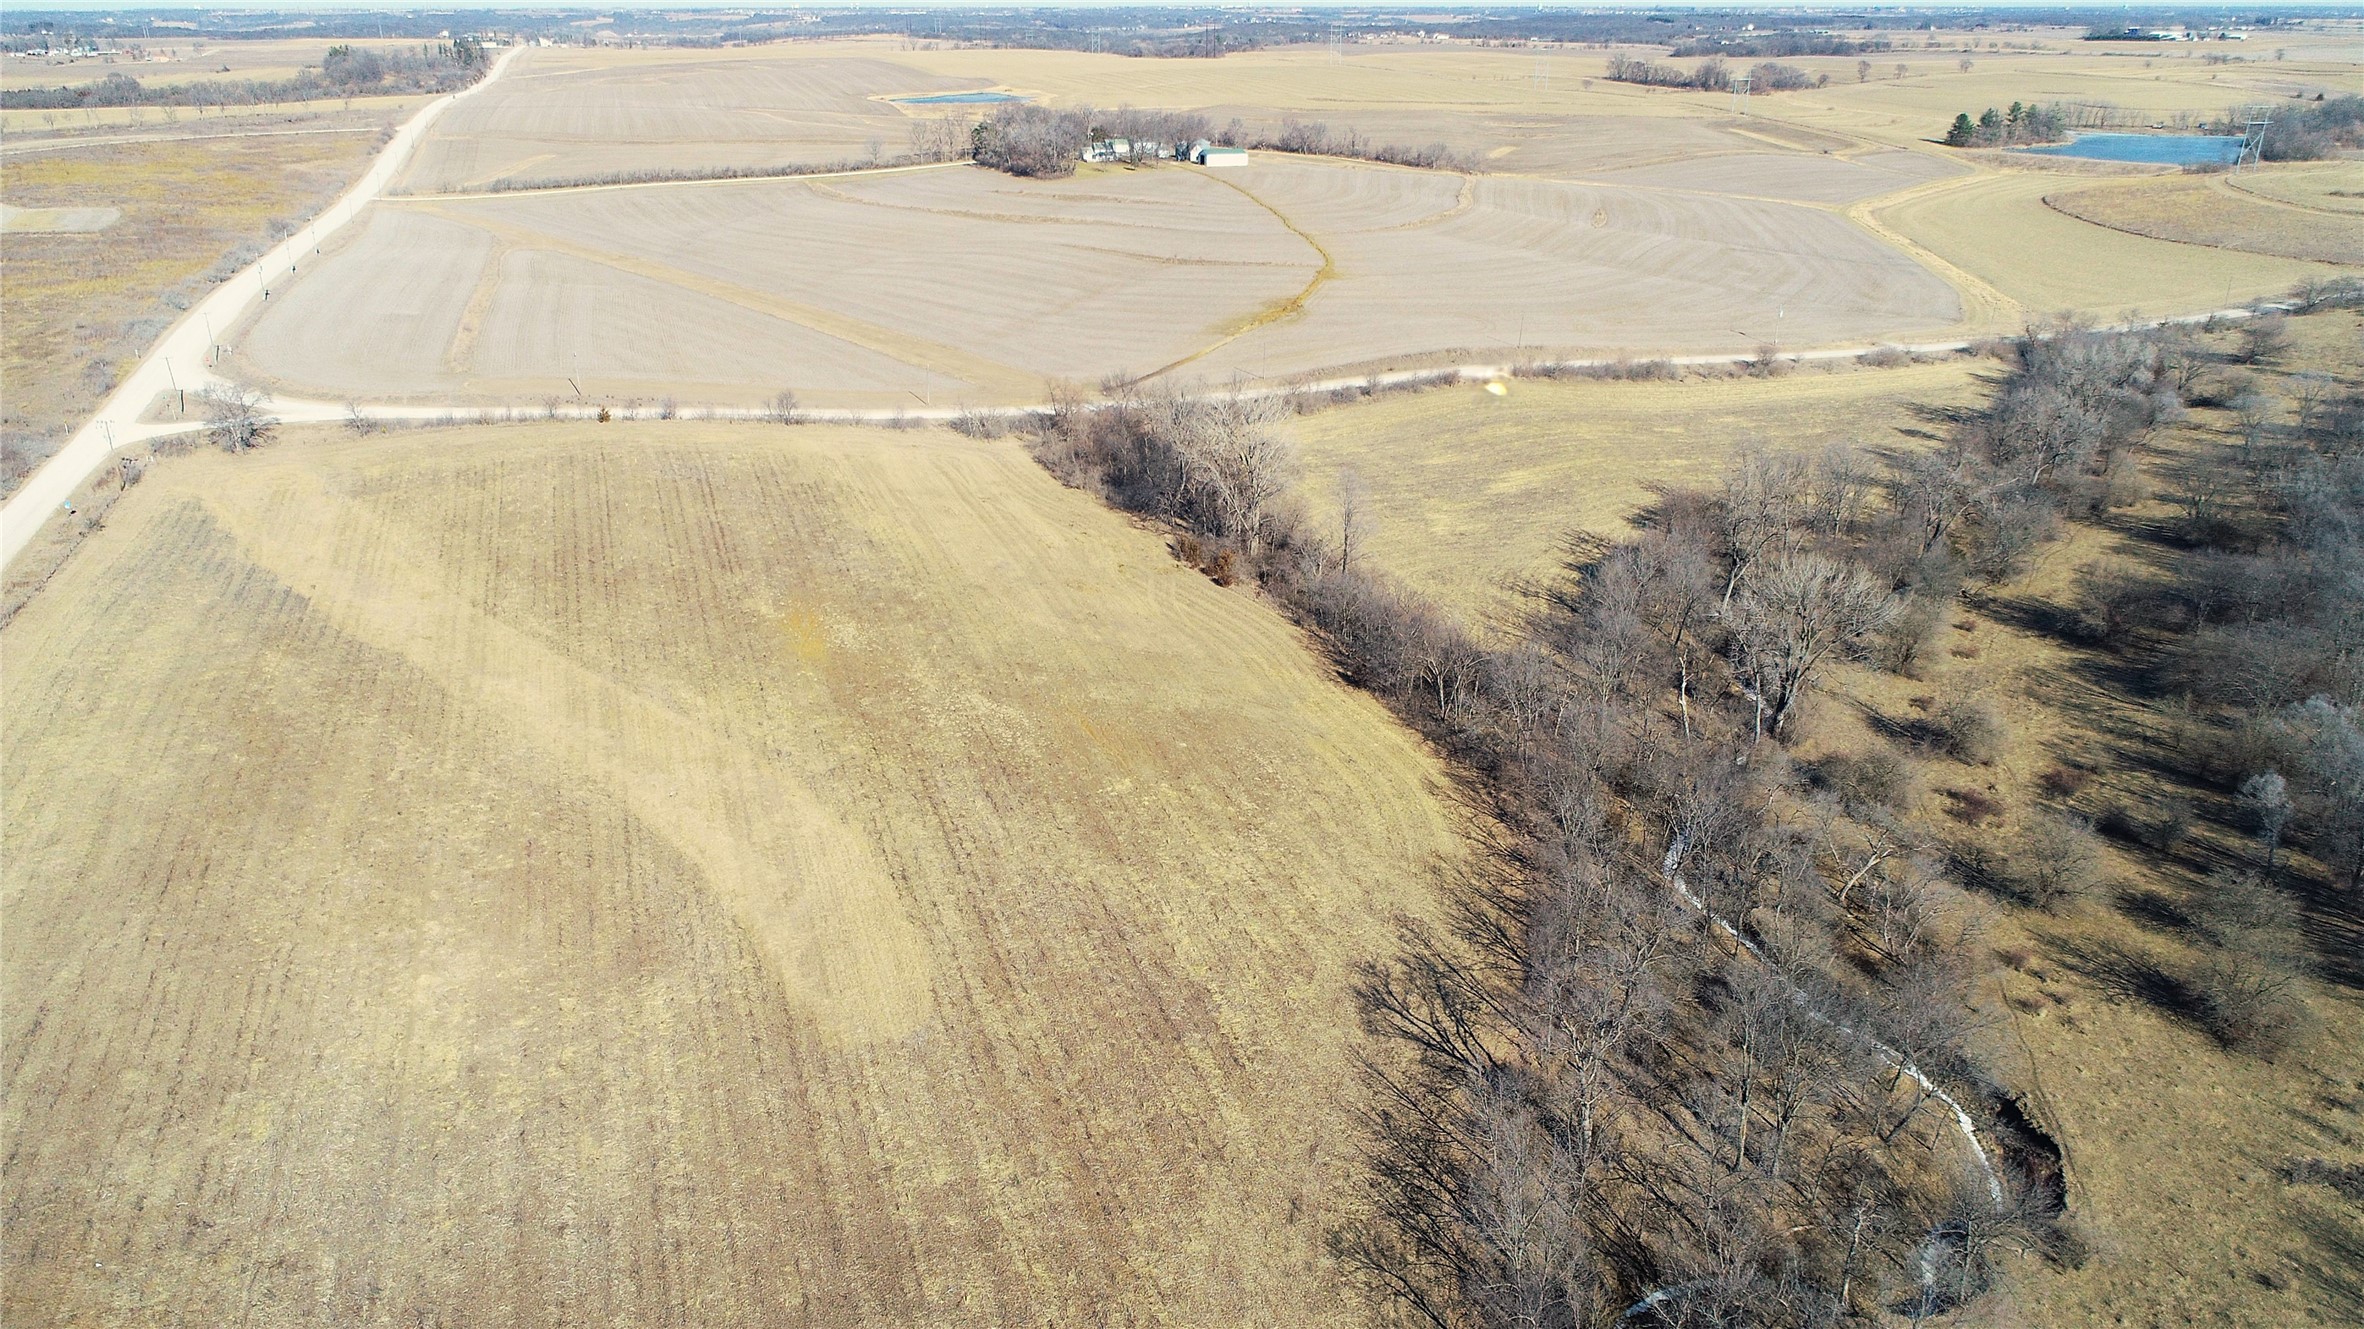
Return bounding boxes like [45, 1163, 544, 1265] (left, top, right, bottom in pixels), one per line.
[397, 47, 985, 192]
[0, 422, 1466, 1326]
[2046, 174, 2364, 266]
[1576, 146, 1963, 204]
[241, 153, 1957, 408]
[1289, 360, 1995, 619]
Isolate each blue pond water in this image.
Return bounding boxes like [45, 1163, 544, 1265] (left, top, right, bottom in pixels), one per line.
[2015, 132, 2244, 165]
[896, 91, 1024, 105]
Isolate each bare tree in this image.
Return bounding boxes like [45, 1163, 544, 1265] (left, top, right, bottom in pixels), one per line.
[1716, 444, 1808, 607]
[1337, 468, 1372, 573]
[1175, 396, 1295, 557]
[200, 383, 272, 453]
[1725, 552, 1898, 739]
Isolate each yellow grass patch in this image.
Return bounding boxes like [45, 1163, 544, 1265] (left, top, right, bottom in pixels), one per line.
[1288, 360, 1995, 620]
[1, 422, 1468, 1326]
[1872, 168, 2346, 324]
[0, 126, 391, 482]
[2047, 173, 2364, 266]
[2228, 161, 2364, 217]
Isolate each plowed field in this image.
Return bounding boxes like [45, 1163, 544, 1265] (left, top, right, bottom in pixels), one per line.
[1, 423, 1465, 1327]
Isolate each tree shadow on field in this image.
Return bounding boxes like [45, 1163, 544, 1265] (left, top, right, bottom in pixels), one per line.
[2037, 929, 2212, 1035]
[2285, 1199, 2364, 1325]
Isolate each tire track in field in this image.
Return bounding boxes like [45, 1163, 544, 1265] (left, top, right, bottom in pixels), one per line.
[199, 463, 937, 1045]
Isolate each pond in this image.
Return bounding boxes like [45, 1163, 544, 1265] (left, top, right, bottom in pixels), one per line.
[2013, 132, 2245, 165]
[894, 91, 1026, 105]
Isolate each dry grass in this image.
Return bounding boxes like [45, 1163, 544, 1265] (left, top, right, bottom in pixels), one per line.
[1871, 167, 2350, 325]
[0, 126, 391, 487]
[2229, 162, 2364, 218]
[2047, 173, 2364, 266]
[0, 38, 425, 93]
[1287, 359, 1994, 620]
[0, 421, 1468, 1327]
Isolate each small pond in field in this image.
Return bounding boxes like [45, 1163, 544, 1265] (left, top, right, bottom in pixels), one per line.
[894, 90, 1026, 105]
[2013, 133, 2244, 165]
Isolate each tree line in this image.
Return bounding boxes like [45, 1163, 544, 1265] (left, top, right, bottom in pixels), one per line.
[2056, 293, 2364, 1048]
[971, 102, 1475, 178]
[1942, 101, 2070, 147]
[1018, 288, 2362, 1323]
[1671, 34, 1891, 59]
[1605, 56, 1828, 93]
[2246, 94, 2364, 161]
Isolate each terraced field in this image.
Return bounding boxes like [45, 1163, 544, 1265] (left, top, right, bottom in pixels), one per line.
[2048, 171, 2364, 266]
[0, 422, 1466, 1327]
[239, 152, 1957, 408]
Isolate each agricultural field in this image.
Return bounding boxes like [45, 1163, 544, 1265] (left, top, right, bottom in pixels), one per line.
[2045, 170, 2364, 265]
[2229, 161, 2364, 216]
[396, 46, 985, 191]
[0, 118, 394, 492]
[1869, 168, 2351, 324]
[0, 37, 427, 92]
[1287, 359, 1995, 620]
[239, 151, 1957, 409]
[0, 421, 1467, 1327]
[222, 32, 2355, 420]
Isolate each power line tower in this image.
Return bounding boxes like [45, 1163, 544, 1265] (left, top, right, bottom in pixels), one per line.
[1731, 72, 1752, 115]
[2236, 105, 2272, 172]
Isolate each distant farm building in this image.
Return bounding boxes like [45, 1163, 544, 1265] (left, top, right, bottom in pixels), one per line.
[1197, 145, 1250, 168]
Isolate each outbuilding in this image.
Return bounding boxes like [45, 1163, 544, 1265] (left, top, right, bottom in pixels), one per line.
[1198, 146, 1250, 168]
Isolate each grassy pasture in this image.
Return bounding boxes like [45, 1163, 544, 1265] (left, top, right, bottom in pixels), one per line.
[1287, 359, 1995, 621]
[0, 421, 1466, 1327]
[2229, 162, 2364, 217]
[0, 124, 389, 490]
[1870, 168, 2352, 324]
[2047, 171, 2364, 265]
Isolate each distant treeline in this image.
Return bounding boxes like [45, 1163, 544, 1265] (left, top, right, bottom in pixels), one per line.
[2, 39, 485, 110]
[1606, 55, 1827, 93]
[971, 102, 1474, 178]
[1943, 101, 2072, 147]
[1671, 32, 1891, 58]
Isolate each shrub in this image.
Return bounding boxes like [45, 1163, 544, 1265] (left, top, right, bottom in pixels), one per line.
[1932, 697, 2008, 764]
[1817, 747, 1917, 812]
[2010, 810, 2107, 910]
[2037, 764, 2092, 799]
